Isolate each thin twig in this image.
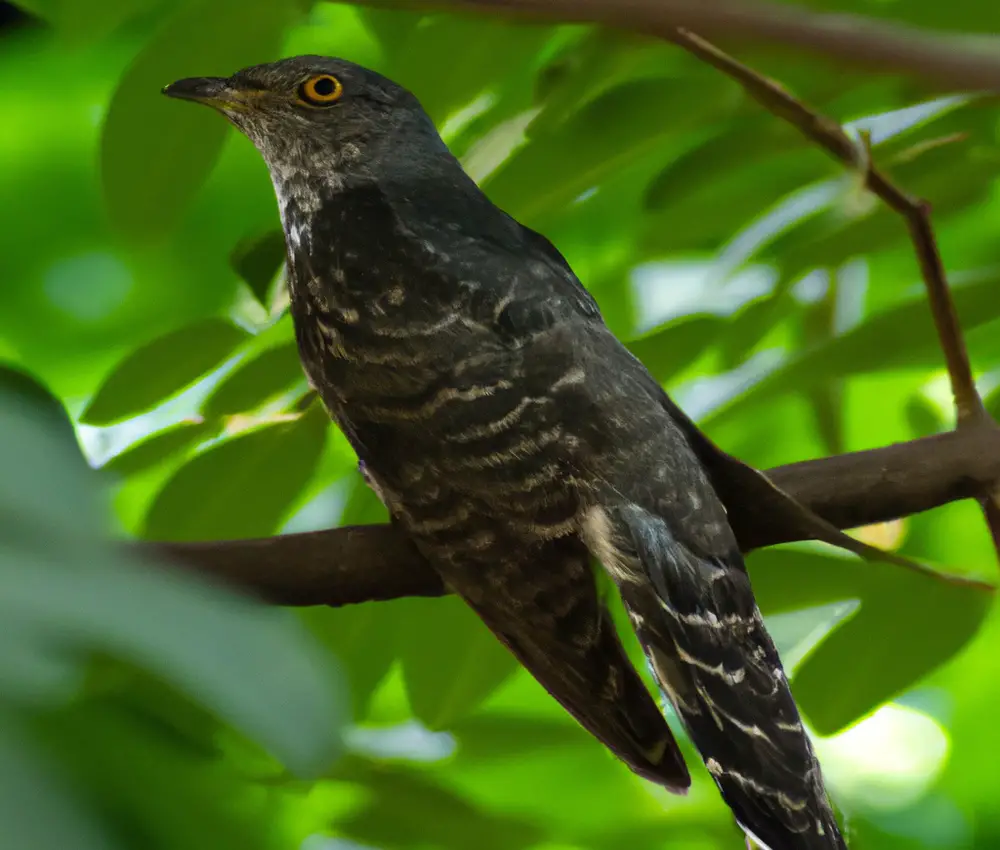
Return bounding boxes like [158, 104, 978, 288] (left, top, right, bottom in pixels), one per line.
[666, 28, 1000, 559]
[354, 0, 1000, 93]
[668, 31, 978, 413]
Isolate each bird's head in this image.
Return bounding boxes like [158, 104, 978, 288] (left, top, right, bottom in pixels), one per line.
[163, 56, 445, 186]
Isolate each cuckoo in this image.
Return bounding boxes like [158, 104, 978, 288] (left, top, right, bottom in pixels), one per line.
[165, 56, 847, 849]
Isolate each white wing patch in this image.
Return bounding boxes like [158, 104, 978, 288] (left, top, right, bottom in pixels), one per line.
[581, 505, 641, 585]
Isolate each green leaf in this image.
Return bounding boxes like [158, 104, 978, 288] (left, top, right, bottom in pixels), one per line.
[355, 4, 424, 58]
[0, 392, 98, 542]
[640, 148, 832, 256]
[984, 384, 1000, 423]
[4, 0, 50, 18]
[40, 700, 269, 850]
[142, 402, 328, 541]
[718, 295, 793, 369]
[27, 0, 157, 43]
[905, 394, 945, 437]
[706, 272, 1000, 428]
[0, 605, 87, 705]
[81, 319, 250, 425]
[400, 596, 519, 731]
[0, 716, 113, 850]
[0, 394, 341, 775]
[626, 314, 724, 384]
[642, 118, 810, 212]
[762, 105, 1000, 281]
[201, 341, 305, 418]
[528, 30, 668, 137]
[484, 73, 734, 225]
[102, 420, 220, 478]
[450, 713, 590, 764]
[798, 290, 845, 455]
[230, 229, 286, 306]
[0, 547, 342, 775]
[301, 600, 401, 721]
[388, 16, 552, 126]
[100, 0, 294, 240]
[796, 573, 991, 736]
[336, 757, 544, 850]
[0, 362, 76, 447]
[339, 471, 390, 527]
[747, 548, 993, 734]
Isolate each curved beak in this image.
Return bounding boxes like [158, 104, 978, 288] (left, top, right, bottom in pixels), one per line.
[162, 76, 243, 110]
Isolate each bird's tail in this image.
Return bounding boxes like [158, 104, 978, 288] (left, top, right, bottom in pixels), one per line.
[606, 504, 848, 849]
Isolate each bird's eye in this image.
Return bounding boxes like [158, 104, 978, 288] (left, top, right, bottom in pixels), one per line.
[298, 74, 344, 106]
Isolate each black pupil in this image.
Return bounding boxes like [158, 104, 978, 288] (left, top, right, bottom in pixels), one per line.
[312, 77, 336, 97]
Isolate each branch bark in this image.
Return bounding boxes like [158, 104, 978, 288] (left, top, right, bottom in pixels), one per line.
[356, 0, 1000, 92]
[150, 428, 1000, 607]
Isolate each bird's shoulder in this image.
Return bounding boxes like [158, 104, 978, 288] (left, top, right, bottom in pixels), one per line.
[387, 177, 603, 333]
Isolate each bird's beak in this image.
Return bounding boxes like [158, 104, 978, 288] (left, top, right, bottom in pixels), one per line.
[162, 76, 247, 110]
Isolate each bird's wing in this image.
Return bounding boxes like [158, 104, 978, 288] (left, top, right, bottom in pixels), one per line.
[583, 497, 846, 849]
[446, 537, 692, 792]
[360, 205, 691, 791]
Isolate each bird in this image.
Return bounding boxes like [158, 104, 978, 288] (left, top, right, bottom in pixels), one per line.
[164, 56, 847, 849]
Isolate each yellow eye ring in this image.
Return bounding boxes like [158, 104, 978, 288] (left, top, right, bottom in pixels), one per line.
[298, 74, 343, 106]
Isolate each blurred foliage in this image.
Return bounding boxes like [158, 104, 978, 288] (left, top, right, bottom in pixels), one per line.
[2, 0, 1000, 848]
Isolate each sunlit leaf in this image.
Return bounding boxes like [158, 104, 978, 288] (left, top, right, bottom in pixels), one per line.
[201, 341, 305, 418]
[984, 384, 1000, 424]
[706, 273, 1000, 427]
[142, 402, 328, 541]
[336, 756, 544, 850]
[81, 319, 249, 425]
[400, 596, 519, 731]
[102, 420, 220, 477]
[905, 394, 945, 437]
[450, 713, 590, 764]
[626, 314, 724, 384]
[718, 295, 793, 369]
[339, 469, 390, 526]
[642, 118, 818, 212]
[484, 74, 734, 225]
[747, 548, 994, 734]
[301, 599, 401, 721]
[640, 147, 832, 255]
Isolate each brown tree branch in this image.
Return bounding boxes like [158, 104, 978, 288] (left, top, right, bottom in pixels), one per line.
[150, 428, 1000, 607]
[356, 0, 1000, 92]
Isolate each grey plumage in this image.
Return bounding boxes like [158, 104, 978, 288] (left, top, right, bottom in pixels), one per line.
[164, 56, 847, 848]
